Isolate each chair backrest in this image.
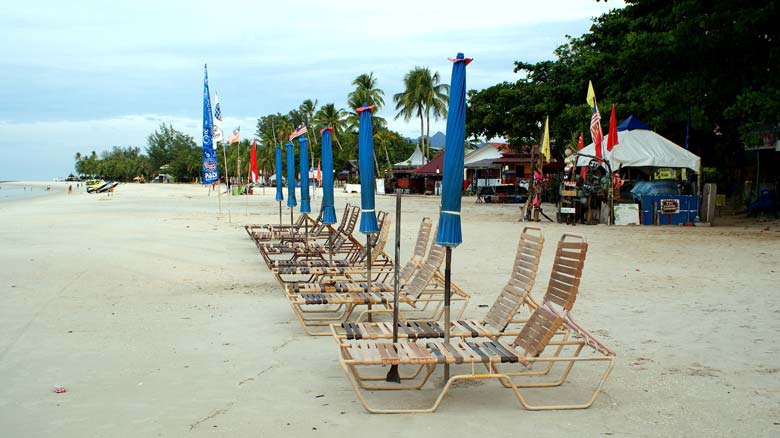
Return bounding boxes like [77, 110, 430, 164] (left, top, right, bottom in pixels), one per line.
[348, 211, 389, 264]
[403, 235, 445, 299]
[512, 305, 565, 358]
[369, 213, 391, 263]
[541, 233, 587, 312]
[333, 203, 352, 234]
[482, 226, 544, 331]
[332, 206, 360, 250]
[398, 218, 432, 284]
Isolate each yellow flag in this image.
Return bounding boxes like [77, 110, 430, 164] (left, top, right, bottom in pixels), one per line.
[586, 80, 597, 108]
[541, 115, 551, 163]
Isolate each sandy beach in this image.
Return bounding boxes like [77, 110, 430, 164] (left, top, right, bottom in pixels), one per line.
[1, 181, 778, 437]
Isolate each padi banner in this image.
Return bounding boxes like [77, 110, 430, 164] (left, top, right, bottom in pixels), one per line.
[201, 65, 219, 184]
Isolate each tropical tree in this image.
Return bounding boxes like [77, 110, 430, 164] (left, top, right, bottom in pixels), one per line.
[394, 69, 426, 156]
[348, 73, 385, 110]
[393, 67, 448, 158]
[314, 103, 347, 150]
[299, 99, 319, 146]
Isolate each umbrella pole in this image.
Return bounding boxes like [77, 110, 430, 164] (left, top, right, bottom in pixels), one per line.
[366, 234, 372, 323]
[328, 226, 333, 264]
[304, 214, 309, 244]
[443, 247, 452, 382]
[279, 201, 282, 227]
[386, 191, 402, 383]
[290, 208, 293, 226]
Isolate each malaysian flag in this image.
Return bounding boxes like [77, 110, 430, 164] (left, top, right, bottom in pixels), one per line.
[228, 126, 240, 144]
[289, 123, 307, 141]
[587, 81, 604, 160]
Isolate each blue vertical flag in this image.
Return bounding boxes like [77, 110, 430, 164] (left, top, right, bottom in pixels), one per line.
[319, 128, 337, 224]
[201, 64, 219, 184]
[357, 103, 378, 234]
[299, 136, 311, 214]
[435, 53, 472, 247]
[286, 142, 297, 208]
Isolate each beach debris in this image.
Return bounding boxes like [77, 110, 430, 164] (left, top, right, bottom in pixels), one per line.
[477, 304, 488, 308]
[315, 394, 325, 398]
[53, 385, 67, 393]
[635, 268, 640, 272]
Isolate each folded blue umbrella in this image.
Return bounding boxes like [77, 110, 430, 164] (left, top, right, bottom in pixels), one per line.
[286, 142, 297, 207]
[320, 128, 337, 224]
[436, 53, 472, 247]
[357, 103, 378, 234]
[299, 136, 311, 214]
[274, 146, 283, 202]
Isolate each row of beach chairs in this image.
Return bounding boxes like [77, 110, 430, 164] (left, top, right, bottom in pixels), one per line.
[245, 204, 615, 413]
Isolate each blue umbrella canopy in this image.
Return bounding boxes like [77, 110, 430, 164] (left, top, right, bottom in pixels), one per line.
[299, 136, 311, 214]
[436, 53, 472, 247]
[286, 142, 297, 207]
[320, 128, 337, 224]
[357, 103, 378, 234]
[274, 146, 284, 202]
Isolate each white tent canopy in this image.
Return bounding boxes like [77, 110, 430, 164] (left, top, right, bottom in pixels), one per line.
[394, 145, 427, 168]
[577, 128, 700, 171]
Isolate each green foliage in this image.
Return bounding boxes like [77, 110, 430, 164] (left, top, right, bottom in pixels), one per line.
[75, 146, 151, 181]
[466, 0, 779, 168]
[393, 67, 449, 158]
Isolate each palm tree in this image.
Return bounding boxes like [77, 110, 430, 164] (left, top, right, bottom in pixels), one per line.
[420, 68, 449, 157]
[314, 103, 346, 150]
[348, 73, 385, 110]
[394, 69, 426, 156]
[299, 99, 319, 146]
[393, 67, 448, 158]
[374, 129, 397, 173]
[74, 152, 82, 162]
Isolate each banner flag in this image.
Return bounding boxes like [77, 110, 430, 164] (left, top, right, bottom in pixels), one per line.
[201, 65, 219, 184]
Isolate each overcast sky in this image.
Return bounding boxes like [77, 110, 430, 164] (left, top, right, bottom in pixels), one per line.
[0, 0, 622, 180]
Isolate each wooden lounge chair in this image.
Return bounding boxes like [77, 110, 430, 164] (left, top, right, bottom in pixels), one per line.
[271, 212, 393, 285]
[337, 232, 615, 413]
[245, 208, 326, 242]
[285, 236, 470, 335]
[270, 217, 433, 286]
[258, 205, 361, 267]
[332, 226, 544, 341]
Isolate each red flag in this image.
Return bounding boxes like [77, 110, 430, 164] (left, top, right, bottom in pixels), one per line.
[606, 104, 619, 152]
[577, 132, 584, 150]
[249, 139, 258, 183]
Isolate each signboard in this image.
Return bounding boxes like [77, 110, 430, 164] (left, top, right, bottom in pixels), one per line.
[744, 126, 780, 151]
[660, 199, 680, 214]
[560, 207, 576, 214]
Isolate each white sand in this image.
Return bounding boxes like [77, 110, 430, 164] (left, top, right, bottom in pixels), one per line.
[1, 181, 778, 437]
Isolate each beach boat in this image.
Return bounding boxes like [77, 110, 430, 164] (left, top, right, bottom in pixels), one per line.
[95, 182, 118, 193]
[85, 179, 106, 193]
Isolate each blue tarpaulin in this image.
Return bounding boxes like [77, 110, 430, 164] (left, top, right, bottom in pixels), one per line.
[275, 146, 283, 202]
[436, 53, 471, 247]
[286, 142, 297, 207]
[630, 180, 679, 201]
[357, 103, 378, 234]
[617, 115, 651, 132]
[320, 128, 337, 224]
[299, 136, 311, 214]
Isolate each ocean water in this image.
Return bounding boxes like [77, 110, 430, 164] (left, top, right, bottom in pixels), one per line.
[0, 184, 53, 202]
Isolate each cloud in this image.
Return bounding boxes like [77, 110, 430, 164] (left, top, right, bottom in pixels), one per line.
[0, 0, 624, 179]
